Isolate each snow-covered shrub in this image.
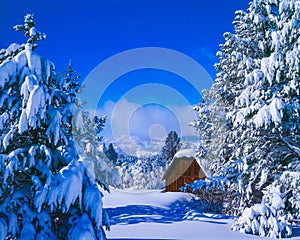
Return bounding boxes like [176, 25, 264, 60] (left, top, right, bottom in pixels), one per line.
[268, 171, 300, 221]
[183, 177, 230, 213]
[232, 192, 292, 238]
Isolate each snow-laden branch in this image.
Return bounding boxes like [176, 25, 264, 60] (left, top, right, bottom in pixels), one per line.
[279, 135, 300, 160]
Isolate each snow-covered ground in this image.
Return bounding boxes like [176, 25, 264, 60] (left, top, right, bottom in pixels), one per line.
[102, 188, 300, 239]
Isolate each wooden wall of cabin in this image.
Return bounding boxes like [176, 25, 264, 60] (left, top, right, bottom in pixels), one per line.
[165, 158, 205, 192]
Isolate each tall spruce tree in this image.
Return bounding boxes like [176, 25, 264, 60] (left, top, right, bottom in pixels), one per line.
[193, 0, 299, 237]
[105, 143, 118, 166]
[0, 14, 110, 239]
[161, 131, 181, 164]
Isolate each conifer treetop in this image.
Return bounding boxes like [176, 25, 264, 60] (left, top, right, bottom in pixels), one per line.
[13, 14, 46, 50]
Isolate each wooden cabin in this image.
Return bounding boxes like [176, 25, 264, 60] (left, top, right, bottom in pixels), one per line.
[162, 150, 207, 192]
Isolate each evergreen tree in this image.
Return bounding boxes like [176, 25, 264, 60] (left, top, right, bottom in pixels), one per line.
[103, 143, 107, 155]
[0, 15, 109, 239]
[63, 60, 81, 102]
[71, 80, 121, 190]
[104, 143, 118, 165]
[13, 14, 46, 50]
[161, 131, 181, 163]
[118, 154, 165, 190]
[0, 43, 25, 63]
[193, 0, 299, 237]
[191, 89, 227, 173]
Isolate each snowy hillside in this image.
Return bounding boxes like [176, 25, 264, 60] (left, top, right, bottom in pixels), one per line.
[103, 188, 300, 240]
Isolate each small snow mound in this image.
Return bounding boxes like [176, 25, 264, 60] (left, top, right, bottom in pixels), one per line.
[174, 149, 195, 158]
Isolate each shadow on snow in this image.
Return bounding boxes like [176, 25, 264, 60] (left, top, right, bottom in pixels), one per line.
[106, 204, 300, 239]
[291, 226, 300, 238]
[108, 239, 175, 240]
[105, 202, 232, 226]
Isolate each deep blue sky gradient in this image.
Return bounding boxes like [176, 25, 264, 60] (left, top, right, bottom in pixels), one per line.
[1, 1, 249, 98]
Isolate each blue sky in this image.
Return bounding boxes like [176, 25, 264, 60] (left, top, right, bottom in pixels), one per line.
[0, 0, 250, 141]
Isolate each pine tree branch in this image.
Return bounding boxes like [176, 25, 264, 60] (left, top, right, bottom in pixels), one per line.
[279, 135, 300, 160]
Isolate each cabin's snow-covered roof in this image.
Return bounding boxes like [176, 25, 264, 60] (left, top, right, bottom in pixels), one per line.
[174, 149, 196, 158]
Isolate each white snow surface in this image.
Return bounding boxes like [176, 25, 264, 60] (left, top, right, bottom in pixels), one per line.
[101, 188, 299, 240]
[104, 188, 193, 209]
[174, 149, 195, 158]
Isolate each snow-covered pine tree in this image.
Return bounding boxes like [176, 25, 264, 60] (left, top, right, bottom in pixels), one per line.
[105, 143, 118, 166]
[190, 90, 211, 160]
[205, 0, 281, 207]
[0, 14, 110, 239]
[103, 143, 107, 155]
[191, 89, 228, 173]
[228, 1, 300, 232]
[161, 131, 181, 163]
[0, 43, 25, 64]
[117, 153, 164, 190]
[192, 0, 299, 238]
[13, 13, 46, 50]
[131, 156, 165, 190]
[0, 14, 45, 64]
[72, 112, 122, 190]
[66, 59, 122, 191]
[118, 162, 134, 188]
[63, 60, 81, 102]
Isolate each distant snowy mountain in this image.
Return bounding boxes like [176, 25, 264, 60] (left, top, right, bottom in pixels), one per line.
[181, 135, 200, 152]
[102, 134, 199, 157]
[102, 135, 160, 156]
